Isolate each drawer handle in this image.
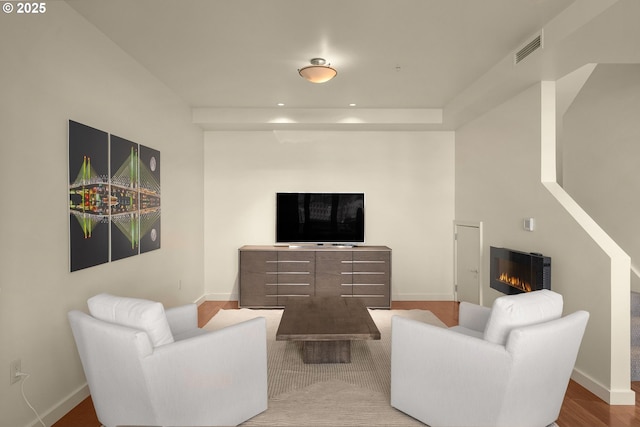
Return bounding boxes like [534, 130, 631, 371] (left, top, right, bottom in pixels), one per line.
[342, 260, 385, 264]
[267, 272, 310, 275]
[341, 272, 385, 275]
[267, 260, 311, 263]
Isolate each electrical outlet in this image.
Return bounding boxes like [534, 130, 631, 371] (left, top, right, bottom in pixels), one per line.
[10, 359, 21, 385]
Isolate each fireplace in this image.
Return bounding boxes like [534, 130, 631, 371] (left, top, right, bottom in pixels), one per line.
[490, 247, 551, 295]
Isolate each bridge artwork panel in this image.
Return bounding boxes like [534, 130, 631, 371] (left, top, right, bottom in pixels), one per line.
[69, 120, 161, 272]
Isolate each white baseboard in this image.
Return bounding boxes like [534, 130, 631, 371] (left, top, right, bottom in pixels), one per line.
[201, 292, 236, 302]
[194, 293, 208, 305]
[571, 368, 636, 405]
[35, 383, 90, 427]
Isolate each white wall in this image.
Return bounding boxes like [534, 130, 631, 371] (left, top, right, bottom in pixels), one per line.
[0, 4, 204, 426]
[456, 81, 632, 404]
[451, 0, 640, 404]
[203, 130, 455, 301]
[562, 64, 640, 292]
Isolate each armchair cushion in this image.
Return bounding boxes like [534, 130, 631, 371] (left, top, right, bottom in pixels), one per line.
[88, 293, 174, 347]
[165, 303, 204, 341]
[484, 289, 562, 345]
[450, 301, 492, 338]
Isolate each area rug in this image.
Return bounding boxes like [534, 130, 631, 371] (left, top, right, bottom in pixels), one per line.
[203, 308, 445, 426]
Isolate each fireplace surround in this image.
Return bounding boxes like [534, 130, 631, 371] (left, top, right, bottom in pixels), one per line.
[490, 246, 551, 295]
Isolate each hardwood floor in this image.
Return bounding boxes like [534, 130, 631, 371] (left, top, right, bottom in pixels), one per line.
[53, 301, 640, 427]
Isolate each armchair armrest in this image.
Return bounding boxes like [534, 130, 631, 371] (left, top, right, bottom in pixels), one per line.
[391, 315, 511, 427]
[143, 317, 268, 426]
[458, 301, 491, 332]
[165, 303, 198, 336]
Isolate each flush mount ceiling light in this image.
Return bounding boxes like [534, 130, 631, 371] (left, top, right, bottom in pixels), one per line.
[298, 58, 337, 83]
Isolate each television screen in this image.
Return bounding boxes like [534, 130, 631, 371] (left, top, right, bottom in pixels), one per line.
[276, 193, 364, 244]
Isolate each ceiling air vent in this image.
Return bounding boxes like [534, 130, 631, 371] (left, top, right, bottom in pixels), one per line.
[514, 31, 543, 65]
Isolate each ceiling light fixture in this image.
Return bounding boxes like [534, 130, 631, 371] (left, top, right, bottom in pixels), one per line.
[298, 58, 337, 83]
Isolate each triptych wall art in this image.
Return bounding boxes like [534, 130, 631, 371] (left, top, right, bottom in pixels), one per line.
[68, 120, 161, 272]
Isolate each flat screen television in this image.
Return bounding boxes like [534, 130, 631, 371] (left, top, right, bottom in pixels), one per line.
[276, 192, 365, 244]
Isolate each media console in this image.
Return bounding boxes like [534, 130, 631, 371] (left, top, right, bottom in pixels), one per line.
[239, 245, 391, 308]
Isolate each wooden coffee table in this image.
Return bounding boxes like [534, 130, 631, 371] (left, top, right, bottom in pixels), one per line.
[276, 296, 381, 363]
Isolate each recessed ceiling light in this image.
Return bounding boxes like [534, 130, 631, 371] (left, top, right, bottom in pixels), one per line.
[349, 103, 357, 107]
[277, 103, 285, 106]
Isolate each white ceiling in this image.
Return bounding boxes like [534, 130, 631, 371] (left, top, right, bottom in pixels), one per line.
[66, 0, 576, 128]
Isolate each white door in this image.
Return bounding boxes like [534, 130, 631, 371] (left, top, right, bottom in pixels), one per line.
[454, 222, 482, 304]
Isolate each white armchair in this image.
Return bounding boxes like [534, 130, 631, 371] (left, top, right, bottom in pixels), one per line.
[68, 294, 268, 427]
[391, 290, 589, 427]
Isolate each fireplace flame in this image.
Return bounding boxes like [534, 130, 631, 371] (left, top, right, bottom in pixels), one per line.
[498, 272, 532, 292]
